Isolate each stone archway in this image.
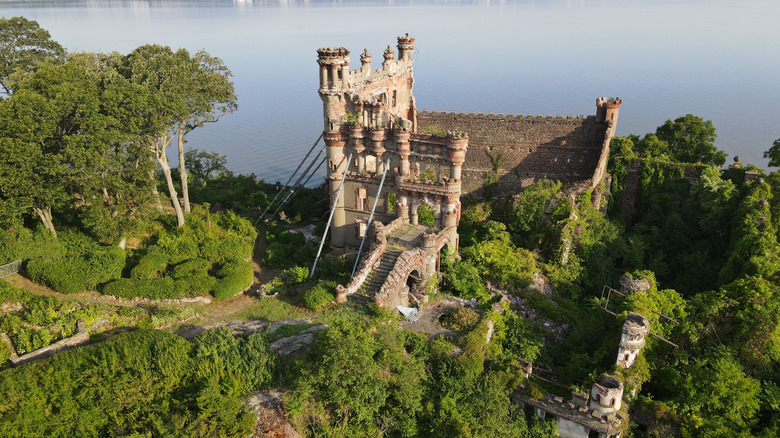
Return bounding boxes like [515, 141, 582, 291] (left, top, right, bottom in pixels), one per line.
[374, 248, 428, 308]
[409, 194, 443, 227]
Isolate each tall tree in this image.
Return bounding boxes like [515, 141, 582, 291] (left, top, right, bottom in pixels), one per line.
[0, 16, 65, 96]
[121, 45, 236, 226]
[0, 65, 79, 236]
[763, 138, 780, 168]
[64, 53, 157, 248]
[655, 114, 727, 166]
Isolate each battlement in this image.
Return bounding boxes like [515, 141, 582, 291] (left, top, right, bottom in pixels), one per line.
[418, 106, 612, 194]
[316, 47, 350, 63]
[318, 35, 416, 133]
[420, 109, 589, 122]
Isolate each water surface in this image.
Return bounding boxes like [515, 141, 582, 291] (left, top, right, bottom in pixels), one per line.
[2, 0, 778, 183]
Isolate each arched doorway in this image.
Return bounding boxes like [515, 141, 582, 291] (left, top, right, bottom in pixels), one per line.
[404, 268, 425, 306]
[417, 204, 435, 226]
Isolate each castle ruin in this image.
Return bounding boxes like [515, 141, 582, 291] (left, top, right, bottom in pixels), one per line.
[318, 35, 621, 309]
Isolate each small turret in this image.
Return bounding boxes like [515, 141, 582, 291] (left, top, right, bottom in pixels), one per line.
[360, 48, 372, 69]
[317, 47, 350, 90]
[397, 33, 415, 61]
[596, 97, 622, 137]
[616, 312, 650, 368]
[589, 375, 624, 414]
[382, 45, 395, 70]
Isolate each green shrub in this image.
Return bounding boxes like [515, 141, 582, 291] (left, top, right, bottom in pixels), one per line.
[0, 329, 264, 437]
[174, 276, 217, 296]
[102, 277, 177, 299]
[301, 281, 337, 310]
[442, 307, 481, 332]
[279, 266, 309, 285]
[0, 339, 10, 364]
[212, 258, 253, 300]
[85, 247, 126, 285]
[26, 257, 90, 294]
[131, 250, 168, 280]
[171, 258, 211, 280]
[0, 226, 63, 264]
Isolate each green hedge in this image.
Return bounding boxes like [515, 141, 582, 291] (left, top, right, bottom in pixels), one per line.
[0, 329, 272, 437]
[0, 227, 63, 265]
[301, 281, 337, 310]
[130, 250, 168, 280]
[171, 258, 211, 280]
[25, 246, 126, 294]
[212, 258, 253, 301]
[103, 277, 177, 299]
[174, 275, 217, 297]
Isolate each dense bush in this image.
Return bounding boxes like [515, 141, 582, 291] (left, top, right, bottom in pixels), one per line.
[0, 226, 63, 264]
[441, 307, 481, 332]
[264, 224, 318, 268]
[25, 245, 126, 294]
[130, 249, 168, 279]
[212, 258, 253, 300]
[174, 275, 217, 297]
[0, 328, 274, 437]
[102, 277, 177, 299]
[301, 281, 337, 310]
[171, 257, 211, 279]
[25, 257, 89, 294]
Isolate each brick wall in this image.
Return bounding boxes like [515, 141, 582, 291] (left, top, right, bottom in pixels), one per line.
[417, 111, 609, 195]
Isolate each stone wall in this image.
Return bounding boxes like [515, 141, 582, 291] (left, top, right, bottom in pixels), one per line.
[417, 111, 609, 195]
[4, 320, 90, 367]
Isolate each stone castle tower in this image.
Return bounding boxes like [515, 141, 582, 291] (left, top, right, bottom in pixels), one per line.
[317, 35, 465, 254]
[589, 374, 624, 414]
[616, 312, 650, 368]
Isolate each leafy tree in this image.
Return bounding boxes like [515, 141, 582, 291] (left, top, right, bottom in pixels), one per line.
[185, 148, 228, 187]
[655, 114, 726, 166]
[764, 138, 780, 167]
[121, 45, 237, 226]
[0, 63, 81, 236]
[62, 53, 157, 247]
[0, 17, 65, 96]
[676, 347, 761, 434]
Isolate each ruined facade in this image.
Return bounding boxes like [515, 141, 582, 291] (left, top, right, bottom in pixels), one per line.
[318, 35, 464, 257]
[318, 35, 620, 308]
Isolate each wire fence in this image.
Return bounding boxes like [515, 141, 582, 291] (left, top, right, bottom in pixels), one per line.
[0, 260, 22, 278]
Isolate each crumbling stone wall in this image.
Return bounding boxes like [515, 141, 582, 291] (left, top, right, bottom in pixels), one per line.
[417, 111, 610, 195]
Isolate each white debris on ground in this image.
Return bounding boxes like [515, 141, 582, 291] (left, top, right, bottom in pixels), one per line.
[397, 305, 419, 323]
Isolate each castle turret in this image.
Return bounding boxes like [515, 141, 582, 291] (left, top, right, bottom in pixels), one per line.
[382, 45, 395, 70]
[616, 312, 650, 368]
[317, 47, 351, 131]
[397, 33, 415, 62]
[596, 97, 622, 137]
[589, 375, 624, 414]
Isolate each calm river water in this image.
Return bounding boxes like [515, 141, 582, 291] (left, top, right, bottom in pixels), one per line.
[2, 0, 779, 183]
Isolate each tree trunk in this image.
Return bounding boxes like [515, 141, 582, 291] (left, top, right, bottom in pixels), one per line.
[154, 145, 185, 227]
[150, 157, 162, 211]
[177, 128, 191, 213]
[33, 206, 57, 238]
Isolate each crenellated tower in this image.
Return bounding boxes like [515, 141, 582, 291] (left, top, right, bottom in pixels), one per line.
[589, 374, 624, 414]
[616, 312, 650, 368]
[317, 35, 465, 255]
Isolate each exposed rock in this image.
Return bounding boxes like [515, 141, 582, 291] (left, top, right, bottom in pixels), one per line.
[247, 391, 303, 438]
[526, 272, 554, 298]
[0, 302, 22, 314]
[620, 274, 651, 294]
[269, 324, 327, 357]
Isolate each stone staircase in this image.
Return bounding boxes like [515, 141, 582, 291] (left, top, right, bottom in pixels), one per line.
[358, 249, 403, 295]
